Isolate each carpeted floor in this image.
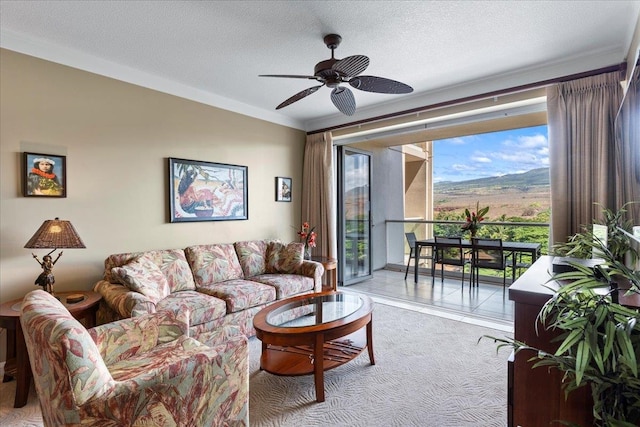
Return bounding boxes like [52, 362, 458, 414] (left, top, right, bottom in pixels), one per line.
[0, 300, 511, 427]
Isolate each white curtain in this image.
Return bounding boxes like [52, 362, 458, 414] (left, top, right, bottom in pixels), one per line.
[546, 71, 623, 245]
[301, 132, 336, 259]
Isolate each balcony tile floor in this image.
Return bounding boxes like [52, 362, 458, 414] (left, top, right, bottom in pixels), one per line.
[342, 268, 514, 333]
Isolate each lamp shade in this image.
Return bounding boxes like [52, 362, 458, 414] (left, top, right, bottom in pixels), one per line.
[24, 217, 86, 249]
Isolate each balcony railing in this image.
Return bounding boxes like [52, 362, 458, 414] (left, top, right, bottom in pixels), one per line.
[384, 219, 550, 284]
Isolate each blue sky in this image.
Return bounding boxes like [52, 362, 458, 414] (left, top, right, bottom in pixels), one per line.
[433, 125, 549, 182]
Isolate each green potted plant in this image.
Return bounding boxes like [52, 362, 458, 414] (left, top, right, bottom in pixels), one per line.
[553, 202, 637, 262]
[485, 208, 640, 426]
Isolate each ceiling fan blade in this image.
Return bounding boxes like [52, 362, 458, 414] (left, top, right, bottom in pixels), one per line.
[275, 85, 323, 110]
[332, 55, 369, 77]
[331, 87, 356, 116]
[260, 74, 319, 80]
[349, 75, 413, 94]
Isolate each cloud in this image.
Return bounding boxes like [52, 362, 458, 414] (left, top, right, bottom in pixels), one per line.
[434, 125, 549, 182]
[446, 137, 468, 145]
[495, 152, 533, 162]
[471, 155, 492, 163]
[451, 163, 476, 171]
[503, 133, 548, 148]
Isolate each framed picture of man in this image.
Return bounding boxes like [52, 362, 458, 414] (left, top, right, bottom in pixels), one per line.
[275, 177, 292, 202]
[23, 152, 67, 197]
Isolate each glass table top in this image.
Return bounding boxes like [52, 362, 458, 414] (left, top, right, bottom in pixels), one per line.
[266, 293, 364, 328]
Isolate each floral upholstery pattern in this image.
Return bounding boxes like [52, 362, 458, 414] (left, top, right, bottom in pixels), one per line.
[193, 305, 267, 338]
[111, 255, 171, 303]
[197, 279, 276, 313]
[265, 241, 305, 273]
[104, 250, 161, 283]
[234, 239, 270, 277]
[94, 280, 156, 320]
[185, 243, 244, 286]
[105, 249, 197, 292]
[156, 290, 227, 327]
[249, 273, 315, 299]
[295, 259, 325, 288]
[157, 249, 197, 292]
[94, 240, 324, 340]
[21, 290, 248, 427]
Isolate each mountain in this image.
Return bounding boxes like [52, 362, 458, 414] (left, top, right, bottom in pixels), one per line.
[434, 167, 549, 194]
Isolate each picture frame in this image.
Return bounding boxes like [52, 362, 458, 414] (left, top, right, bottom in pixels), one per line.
[23, 152, 67, 198]
[169, 157, 248, 222]
[275, 176, 292, 202]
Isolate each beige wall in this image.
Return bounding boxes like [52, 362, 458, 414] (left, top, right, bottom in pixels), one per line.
[0, 49, 306, 304]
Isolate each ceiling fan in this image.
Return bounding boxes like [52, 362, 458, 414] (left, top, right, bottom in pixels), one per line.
[260, 34, 413, 116]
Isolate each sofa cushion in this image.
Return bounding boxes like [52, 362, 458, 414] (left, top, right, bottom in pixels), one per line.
[266, 241, 304, 274]
[234, 240, 270, 277]
[111, 256, 170, 303]
[156, 291, 227, 327]
[107, 335, 207, 382]
[197, 279, 276, 313]
[158, 249, 196, 292]
[185, 244, 245, 286]
[249, 274, 315, 299]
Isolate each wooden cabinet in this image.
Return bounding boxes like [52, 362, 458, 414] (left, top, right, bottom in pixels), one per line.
[508, 256, 593, 426]
[510, 256, 640, 426]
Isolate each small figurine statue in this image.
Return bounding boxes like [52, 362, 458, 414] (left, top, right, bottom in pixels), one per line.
[32, 251, 63, 294]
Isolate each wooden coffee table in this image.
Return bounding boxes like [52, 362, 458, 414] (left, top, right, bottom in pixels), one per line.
[0, 290, 102, 408]
[253, 291, 374, 402]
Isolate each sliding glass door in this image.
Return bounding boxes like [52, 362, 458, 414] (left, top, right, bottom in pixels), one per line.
[338, 146, 372, 286]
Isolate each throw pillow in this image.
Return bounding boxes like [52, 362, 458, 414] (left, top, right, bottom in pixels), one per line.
[111, 255, 170, 303]
[235, 240, 268, 277]
[266, 242, 304, 273]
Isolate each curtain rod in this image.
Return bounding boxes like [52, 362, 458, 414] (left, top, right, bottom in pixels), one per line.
[307, 63, 626, 135]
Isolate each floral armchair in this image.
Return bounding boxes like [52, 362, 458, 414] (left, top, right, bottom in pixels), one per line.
[20, 290, 248, 426]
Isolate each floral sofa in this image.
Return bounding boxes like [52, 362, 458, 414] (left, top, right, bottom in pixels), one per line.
[94, 239, 324, 339]
[21, 289, 248, 426]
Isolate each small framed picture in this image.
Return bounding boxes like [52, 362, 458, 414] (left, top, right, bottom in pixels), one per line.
[169, 157, 248, 222]
[275, 177, 292, 202]
[23, 152, 67, 197]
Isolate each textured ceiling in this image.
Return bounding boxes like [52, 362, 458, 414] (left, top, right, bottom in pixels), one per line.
[1, 1, 639, 131]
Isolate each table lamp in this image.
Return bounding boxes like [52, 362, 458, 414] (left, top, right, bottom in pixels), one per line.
[24, 217, 86, 295]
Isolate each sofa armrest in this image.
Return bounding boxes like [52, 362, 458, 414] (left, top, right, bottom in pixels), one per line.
[295, 260, 325, 292]
[93, 279, 156, 318]
[88, 310, 189, 365]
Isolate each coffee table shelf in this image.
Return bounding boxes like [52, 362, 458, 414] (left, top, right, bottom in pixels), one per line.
[261, 330, 366, 376]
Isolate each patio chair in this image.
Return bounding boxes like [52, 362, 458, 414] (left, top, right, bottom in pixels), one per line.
[471, 237, 514, 289]
[432, 236, 471, 287]
[512, 251, 533, 281]
[404, 232, 432, 280]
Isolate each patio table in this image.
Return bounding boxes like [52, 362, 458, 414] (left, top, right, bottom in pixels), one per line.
[413, 238, 541, 283]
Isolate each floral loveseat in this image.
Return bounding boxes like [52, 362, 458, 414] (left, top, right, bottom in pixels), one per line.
[94, 239, 324, 339]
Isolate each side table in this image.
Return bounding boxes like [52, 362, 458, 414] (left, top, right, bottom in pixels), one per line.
[310, 256, 338, 291]
[0, 290, 102, 408]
